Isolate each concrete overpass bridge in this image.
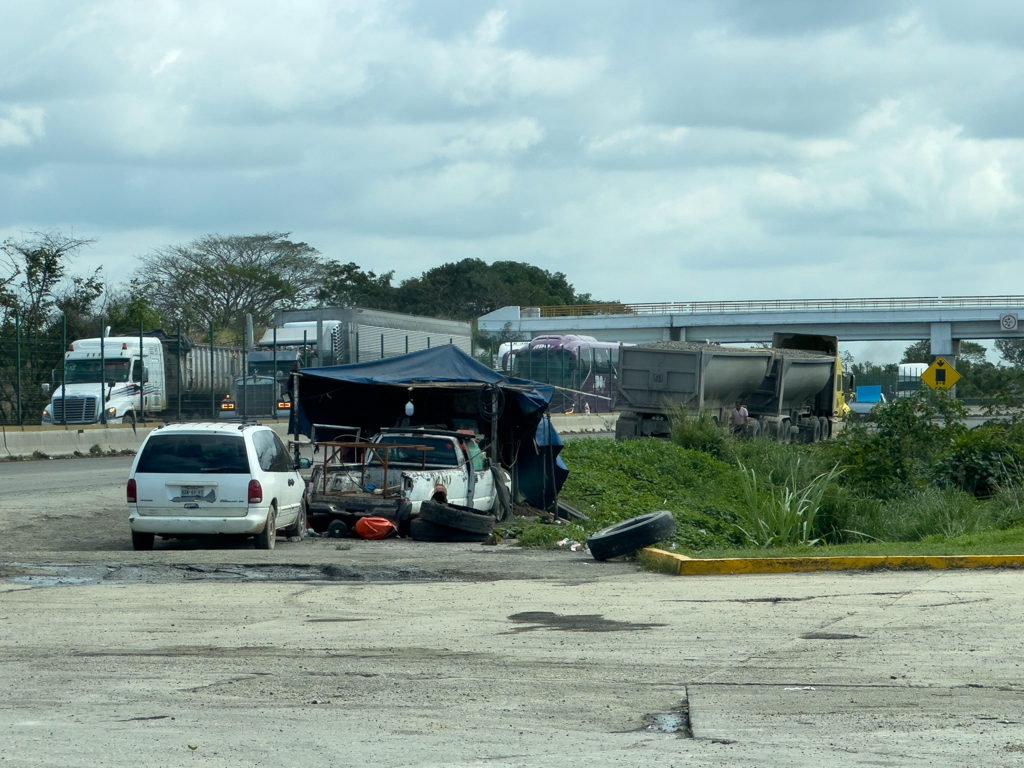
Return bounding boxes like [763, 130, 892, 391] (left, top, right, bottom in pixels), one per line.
[477, 296, 1024, 358]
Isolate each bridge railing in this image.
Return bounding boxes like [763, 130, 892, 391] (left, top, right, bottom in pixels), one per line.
[532, 296, 1024, 318]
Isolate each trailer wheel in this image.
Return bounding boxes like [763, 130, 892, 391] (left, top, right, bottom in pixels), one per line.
[776, 418, 791, 444]
[587, 511, 677, 561]
[810, 418, 822, 443]
[745, 420, 761, 439]
[818, 417, 831, 440]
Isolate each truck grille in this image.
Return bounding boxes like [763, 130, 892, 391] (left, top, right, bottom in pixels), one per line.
[53, 397, 98, 423]
[237, 383, 276, 417]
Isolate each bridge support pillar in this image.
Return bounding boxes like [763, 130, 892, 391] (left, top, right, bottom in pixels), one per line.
[670, 327, 685, 342]
[929, 324, 959, 360]
[930, 323, 960, 397]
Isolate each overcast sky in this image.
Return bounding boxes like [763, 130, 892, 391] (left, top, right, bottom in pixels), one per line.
[2, 1, 1023, 361]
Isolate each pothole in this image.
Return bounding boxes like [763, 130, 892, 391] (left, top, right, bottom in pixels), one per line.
[800, 631, 864, 640]
[641, 698, 692, 738]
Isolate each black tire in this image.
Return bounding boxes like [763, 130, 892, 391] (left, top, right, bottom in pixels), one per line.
[131, 530, 155, 551]
[587, 511, 677, 561]
[410, 518, 489, 543]
[328, 520, 348, 538]
[125, 411, 136, 431]
[776, 418, 791, 444]
[419, 500, 495, 534]
[810, 418, 822, 444]
[254, 505, 277, 550]
[283, 504, 306, 537]
[819, 416, 831, 440]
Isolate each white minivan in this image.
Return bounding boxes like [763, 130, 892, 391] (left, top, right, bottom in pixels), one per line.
[127, 422, 306, 551]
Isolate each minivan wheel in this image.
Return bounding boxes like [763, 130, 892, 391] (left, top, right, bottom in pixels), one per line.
[131, 531, 155, 551]
[255, 506, 277, 550]
[283, 505, 306, 537]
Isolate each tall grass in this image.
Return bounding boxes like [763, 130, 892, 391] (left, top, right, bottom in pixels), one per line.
[736, 459, 842, 547]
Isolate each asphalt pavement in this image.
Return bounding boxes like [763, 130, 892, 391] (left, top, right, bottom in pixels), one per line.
[5, 451, 1024, 765]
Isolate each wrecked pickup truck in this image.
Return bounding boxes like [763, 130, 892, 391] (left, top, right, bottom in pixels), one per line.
[306, 429, 513, 536]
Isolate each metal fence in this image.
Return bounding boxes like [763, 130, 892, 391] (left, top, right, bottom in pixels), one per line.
[0, 318, 299, 427]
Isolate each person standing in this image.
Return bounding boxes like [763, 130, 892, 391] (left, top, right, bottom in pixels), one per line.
[730, 401, 748, 435]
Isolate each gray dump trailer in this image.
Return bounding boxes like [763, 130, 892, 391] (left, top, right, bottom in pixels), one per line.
[615, 333, 849, 443]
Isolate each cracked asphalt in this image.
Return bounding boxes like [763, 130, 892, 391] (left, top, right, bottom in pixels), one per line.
[4, 456, 1024, 766]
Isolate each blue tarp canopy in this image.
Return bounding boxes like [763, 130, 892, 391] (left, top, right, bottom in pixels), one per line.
[293, 346, 567, 508]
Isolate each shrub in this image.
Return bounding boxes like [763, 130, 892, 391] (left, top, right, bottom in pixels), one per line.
[934, 426, 1024, 498]
[669, 407, 734, 461]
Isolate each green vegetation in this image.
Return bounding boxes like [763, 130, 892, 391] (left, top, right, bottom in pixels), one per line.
[525, 389, 1024, 557]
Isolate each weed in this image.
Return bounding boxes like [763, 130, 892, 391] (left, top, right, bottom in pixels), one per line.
[735, 460, 841, 547]
[31, 450, 50, 460]
[88, 444, 103, 456]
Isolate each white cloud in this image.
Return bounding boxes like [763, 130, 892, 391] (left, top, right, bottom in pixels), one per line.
[0, 106, 45, 147]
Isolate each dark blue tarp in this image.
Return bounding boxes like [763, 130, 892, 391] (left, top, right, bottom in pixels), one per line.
[293, 346, 567, 508]
[516, 417, 570, 510]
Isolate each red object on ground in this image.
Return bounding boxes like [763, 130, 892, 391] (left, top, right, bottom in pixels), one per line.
[355, 517, 397, 540]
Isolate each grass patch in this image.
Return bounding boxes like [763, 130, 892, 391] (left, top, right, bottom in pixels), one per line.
[557, 438, 744, 549]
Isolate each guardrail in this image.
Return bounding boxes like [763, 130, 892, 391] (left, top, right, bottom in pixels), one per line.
[531, 296, 1024, 318]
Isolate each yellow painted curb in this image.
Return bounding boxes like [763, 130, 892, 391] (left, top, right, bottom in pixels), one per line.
[642, 548, 1024, 575]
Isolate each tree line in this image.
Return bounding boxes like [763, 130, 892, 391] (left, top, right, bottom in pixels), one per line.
[1, 230, 597, 341]
[0, 230, 599, 423]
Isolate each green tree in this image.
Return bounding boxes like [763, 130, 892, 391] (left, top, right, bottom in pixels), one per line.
[140, 233, 322, 340]
[103, 279, 165, 334]
[0, 231, 102, 423]
[901, 340, 931, 364]
[395, 259, 594, 321]
[1, 231, 98, 333]
[996, 338, 1024, 368]
[315, 262, 396, 310]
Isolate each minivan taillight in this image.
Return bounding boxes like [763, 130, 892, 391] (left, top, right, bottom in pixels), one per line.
[127, 478, 137, 504]
[248, 479, 263, 504]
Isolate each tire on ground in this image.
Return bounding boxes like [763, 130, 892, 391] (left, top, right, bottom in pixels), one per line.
[419, 500, 495, 535]
[131, 530, 155, 551]
[410, 518, 490, 543]
[587, 511, 677, 561]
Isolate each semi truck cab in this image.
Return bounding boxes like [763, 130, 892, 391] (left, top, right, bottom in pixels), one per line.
[42, 337, 166, 426]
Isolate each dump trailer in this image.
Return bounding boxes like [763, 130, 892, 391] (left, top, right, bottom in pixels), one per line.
[42, 331, 242, 425]
[615, 333, 850, 443]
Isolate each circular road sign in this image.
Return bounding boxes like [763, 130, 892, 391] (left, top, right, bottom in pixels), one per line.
[1001, 314, 1019, 331]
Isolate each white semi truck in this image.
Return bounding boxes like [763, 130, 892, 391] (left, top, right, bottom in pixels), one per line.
[42, 332, 242, 426]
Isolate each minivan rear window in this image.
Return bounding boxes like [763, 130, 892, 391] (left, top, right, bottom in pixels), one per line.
[136, 433, 250, 474]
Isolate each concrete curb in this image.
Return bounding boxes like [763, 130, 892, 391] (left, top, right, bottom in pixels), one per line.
[642, 547, 1024, 575]
[0, 422, 294, 459]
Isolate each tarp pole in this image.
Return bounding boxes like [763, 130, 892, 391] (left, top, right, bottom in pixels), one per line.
[99, 315, 105, 425]
[62, 314, 67, 428]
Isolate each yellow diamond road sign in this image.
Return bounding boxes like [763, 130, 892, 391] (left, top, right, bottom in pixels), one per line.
[921, 357, 961, 390]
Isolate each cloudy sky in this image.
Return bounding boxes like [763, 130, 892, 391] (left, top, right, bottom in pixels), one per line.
[2, 0, 1023, 359]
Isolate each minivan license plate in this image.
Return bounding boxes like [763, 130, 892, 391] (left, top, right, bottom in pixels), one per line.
[180, 486, 204, 498]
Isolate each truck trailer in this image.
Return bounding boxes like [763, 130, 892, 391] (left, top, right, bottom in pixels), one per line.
[42, 332, 242, 426]
[615, 333, 851, 442]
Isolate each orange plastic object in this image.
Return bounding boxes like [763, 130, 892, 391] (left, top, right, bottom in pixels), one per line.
[354, 517, 397, 540]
